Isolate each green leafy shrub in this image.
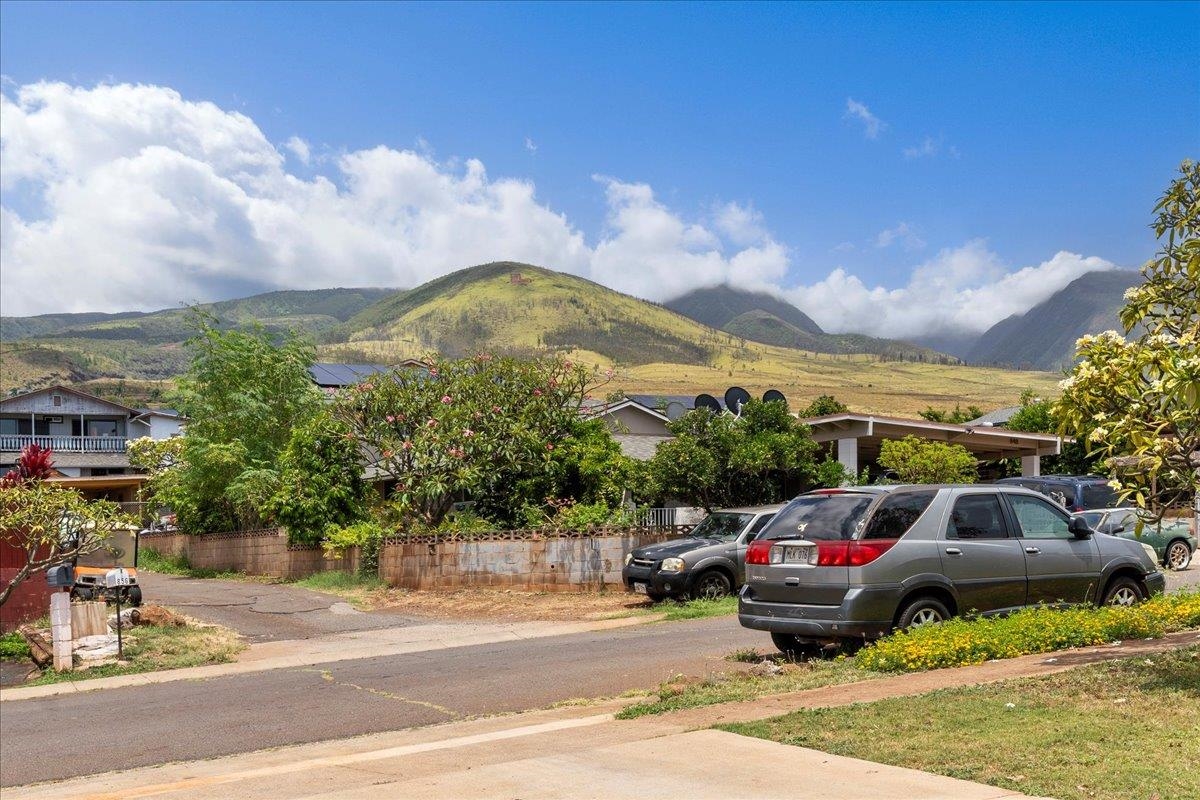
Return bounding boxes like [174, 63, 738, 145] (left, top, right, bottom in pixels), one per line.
[271, 411, 367, 545]
[1, 631, 32, 660]
[322, 520, 386, 577]
[877, 435, 977, 484]
[856, 591, 1200, 672]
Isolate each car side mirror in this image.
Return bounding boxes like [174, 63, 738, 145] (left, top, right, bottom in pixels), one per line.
[1110, 524, 1125, 534]
[1069, 516, 1092, 539]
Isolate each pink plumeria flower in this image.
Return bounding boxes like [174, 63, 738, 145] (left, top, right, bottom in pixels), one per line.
[441, 395, 453, 404]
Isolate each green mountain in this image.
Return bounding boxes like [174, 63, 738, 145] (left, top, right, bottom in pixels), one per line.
[666, 284, 953, 362]
[966, 270, 1141, 371]
[1, 287, 398, 390]
[328, 262, 729, 365]
[667, 285, 823, 335]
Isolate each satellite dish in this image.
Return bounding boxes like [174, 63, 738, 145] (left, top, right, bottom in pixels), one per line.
[666, 401, 687, 421]
[763, 389, 788, 409]
[724, 386, 751, 415]
[694, 393, 722, 414]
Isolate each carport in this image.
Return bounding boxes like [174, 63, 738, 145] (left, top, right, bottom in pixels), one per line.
[802, 413, 1061, 478]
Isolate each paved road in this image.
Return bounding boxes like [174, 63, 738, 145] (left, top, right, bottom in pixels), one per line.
[137, 572, 424, 641]
[0, 615, 762, 786]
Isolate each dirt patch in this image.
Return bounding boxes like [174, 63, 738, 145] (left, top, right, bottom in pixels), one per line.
[365, 587, 657, 622]
[133, 604, 188, 627]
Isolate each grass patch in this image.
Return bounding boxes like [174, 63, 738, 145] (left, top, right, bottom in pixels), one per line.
[137, 548, 260, 581]
[617, 657, 880, 719]
[857, 590, 1200, 672]
[722, 646, 1200, 800]
[1, 631, 32, 660]
[26, 623, 245, 686]
[292, 570, 385, 610]
[650, 595, 738, 621]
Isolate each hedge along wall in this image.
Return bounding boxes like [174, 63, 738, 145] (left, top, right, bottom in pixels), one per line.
[138, 528, 676, 591]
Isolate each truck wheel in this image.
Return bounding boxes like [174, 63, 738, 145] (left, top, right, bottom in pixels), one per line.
[127, 585, 144, 606]
[1102, 576, 1144, 606]
[691, 570, 732, 600]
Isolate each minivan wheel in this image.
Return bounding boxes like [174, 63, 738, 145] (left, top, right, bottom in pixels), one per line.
[1165, 540, 1192, 571]
[770, 633, 820, 660]
[1102, 576, 1145, 606]
[691, 570, 732, 600]
[896, 597, 951, 631]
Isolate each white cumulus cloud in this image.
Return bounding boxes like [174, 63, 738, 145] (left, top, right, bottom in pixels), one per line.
[786, 240, 1115, 339]
[0, 80, 1118, 343]
[844, 98, 885, 139]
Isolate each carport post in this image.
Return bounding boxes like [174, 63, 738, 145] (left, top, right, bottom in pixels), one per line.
[837, 438, 859, 475]
[1020, 455, 1041, 477]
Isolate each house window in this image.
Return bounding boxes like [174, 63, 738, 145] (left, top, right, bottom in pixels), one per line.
[87, 420, 120, 437]
[52, 394, 62, 407]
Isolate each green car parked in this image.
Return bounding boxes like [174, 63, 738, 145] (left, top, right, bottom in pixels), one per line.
[1080, 508, 1197, 571]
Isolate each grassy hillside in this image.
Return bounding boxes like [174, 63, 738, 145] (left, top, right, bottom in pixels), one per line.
[1, 288, 398, 393]
[1, 288, 397, 344]
[2, 262, 1063, 416]
[967, 270, 1141, 370]
[325, 262, 1058, 416]
[332, 262, 736, 364]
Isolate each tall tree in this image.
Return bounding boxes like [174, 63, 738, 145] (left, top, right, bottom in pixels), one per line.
[335, 354, 602, 526]
[1057, 160, 1200, 519]
[648, 400, 819, 510]
[168, 312, 322, 532]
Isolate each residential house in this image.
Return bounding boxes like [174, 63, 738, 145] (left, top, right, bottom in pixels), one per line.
[0, 385, 183, 478]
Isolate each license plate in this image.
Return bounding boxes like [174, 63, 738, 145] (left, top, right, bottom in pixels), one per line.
[783, 545, 813, 564]
[633, 582, 649, 595]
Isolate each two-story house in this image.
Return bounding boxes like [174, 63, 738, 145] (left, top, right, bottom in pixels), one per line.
[0, 385, 183, 477]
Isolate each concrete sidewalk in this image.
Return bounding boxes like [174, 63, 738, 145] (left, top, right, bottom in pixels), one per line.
[0, 614, 658, 702]
[14, 632, 1195, 800]
[3, 700, 1043, 800]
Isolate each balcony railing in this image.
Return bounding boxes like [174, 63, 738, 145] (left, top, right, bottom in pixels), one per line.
[0, 435, 129, 453]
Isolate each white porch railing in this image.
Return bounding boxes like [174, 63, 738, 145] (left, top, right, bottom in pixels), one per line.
[0, 435, 128, 453]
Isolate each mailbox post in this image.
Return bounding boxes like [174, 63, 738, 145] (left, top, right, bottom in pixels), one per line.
[105, 567, 131, 659]
[46, 565, 75, 672]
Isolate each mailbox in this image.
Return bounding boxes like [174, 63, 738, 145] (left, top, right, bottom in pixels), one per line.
[46, 564, 74, 587]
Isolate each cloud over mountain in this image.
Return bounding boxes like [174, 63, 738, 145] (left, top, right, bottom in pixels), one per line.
[1, 80, 1117, 339]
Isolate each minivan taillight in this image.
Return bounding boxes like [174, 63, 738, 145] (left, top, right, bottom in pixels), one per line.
[814, 539, 899, 566]
[746, 539, 773, 565]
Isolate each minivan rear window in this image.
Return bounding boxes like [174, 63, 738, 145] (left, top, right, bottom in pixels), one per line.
[1080, 483, 1116, 509]
[758, 493, 875, 542]
[860, 491, 936, 540]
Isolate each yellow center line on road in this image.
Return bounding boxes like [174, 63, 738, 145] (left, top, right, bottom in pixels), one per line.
[76, 712, 616, 800]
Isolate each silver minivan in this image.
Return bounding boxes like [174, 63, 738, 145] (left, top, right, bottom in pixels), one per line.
[738, 485, 1165, 656]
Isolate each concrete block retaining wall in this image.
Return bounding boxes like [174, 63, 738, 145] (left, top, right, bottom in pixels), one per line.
[139, 528, 675, 591]
[139, 529, 358, 581]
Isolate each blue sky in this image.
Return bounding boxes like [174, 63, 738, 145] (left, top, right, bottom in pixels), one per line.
[1, 1, 1197, 336]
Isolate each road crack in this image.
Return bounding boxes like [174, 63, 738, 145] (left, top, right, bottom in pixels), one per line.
[305, 669, 459, 718]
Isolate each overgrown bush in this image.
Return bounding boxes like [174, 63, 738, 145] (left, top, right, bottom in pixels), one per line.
[323, 520, 386, 577]
[856, 591, 1200, 672]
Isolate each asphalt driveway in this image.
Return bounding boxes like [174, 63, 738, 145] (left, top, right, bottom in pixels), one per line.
[137, 572, 425, 641]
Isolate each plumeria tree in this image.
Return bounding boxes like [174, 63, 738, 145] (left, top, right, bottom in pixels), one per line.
[1, 445, 127, 606]
[1056, 160, 1200, 519]
[334, 354, 606, 527]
